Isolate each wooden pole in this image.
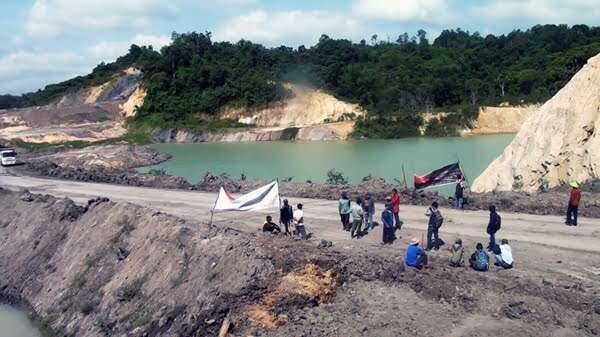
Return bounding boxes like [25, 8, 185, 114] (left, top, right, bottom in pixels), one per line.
[218, 313, 231, 337]
[401, 164, 408, 190]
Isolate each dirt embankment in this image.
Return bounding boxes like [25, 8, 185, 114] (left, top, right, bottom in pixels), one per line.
[0, 189, 599, 337]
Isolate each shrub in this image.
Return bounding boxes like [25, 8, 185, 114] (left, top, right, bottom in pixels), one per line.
[326, 169, 349, 185]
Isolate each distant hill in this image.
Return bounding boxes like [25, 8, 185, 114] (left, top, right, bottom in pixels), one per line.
[4, 24, 600, 138]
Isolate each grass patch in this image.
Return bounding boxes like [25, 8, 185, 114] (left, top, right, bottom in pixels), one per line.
[111, 215, 135, 244]
[116, 277, 146, 302]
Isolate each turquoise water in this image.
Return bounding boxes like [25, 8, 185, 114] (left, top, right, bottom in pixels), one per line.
[0, 306, 42, 337]
[139, 135, 513, 188]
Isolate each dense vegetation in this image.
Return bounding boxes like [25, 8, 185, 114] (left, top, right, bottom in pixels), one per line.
[4, 24, 600, 138]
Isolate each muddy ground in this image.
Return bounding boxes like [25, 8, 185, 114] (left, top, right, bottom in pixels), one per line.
[0, 189, 598, 337]
[14, 157, 600, 219]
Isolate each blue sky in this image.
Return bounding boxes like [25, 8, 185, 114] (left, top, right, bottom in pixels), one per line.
[1, 0, 600, 94]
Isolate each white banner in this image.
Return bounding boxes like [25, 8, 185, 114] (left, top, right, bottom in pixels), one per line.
[213, 181, 280, 211]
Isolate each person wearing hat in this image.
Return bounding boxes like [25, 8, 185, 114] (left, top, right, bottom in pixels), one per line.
[566, 181, 581, 226]
[405, 238, 428, 270]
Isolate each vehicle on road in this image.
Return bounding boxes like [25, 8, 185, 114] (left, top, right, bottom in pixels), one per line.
[0, 149, 17, 166]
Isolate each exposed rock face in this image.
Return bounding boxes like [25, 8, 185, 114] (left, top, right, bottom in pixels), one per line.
[472, 53, 600, 192]
[0, 68, 144, 143]
[220, 83, 365, 127]
[462, 104, 541, 135]
[150, 122, 356, 143]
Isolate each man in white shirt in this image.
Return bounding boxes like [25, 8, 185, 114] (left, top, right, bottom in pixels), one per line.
[494, 238, 513, 269]
[293, 203, 307, 240]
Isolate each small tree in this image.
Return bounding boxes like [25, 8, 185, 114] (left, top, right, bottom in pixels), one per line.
[326, 169, 349, 185]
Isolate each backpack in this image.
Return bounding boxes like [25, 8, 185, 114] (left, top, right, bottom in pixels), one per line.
[474, 250, 489, 270]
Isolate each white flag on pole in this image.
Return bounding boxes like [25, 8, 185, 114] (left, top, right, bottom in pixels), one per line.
[213, 181, 280, 212]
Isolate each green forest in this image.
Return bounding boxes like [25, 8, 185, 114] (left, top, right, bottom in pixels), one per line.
[3, 24, 600, 138]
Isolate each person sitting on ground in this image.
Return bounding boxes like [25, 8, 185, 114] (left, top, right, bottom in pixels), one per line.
[448, 238, 465, 267]
[293, 203, 307, 240]
[494, 239, 514, 269]
[469, 243, 489, 271]
[350, 197, 364, 239]
[381, 203, 396, 244]
[262, 215, 281, 234]
[425, 202, 443, 251]
[405, 238, 428, 270]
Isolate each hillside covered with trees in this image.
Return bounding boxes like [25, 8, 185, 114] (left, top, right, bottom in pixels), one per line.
[3, 24, 600, 138]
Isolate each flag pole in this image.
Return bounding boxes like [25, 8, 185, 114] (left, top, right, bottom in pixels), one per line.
[401, 164, 408, 190]
[208, 188, 220, 226]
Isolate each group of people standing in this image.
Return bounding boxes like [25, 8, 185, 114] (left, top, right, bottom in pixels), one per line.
[338, 189, 403, 242]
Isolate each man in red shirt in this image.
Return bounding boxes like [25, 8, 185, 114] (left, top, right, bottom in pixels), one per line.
[390, 188, 402, 230]
[566, 181, 581, 226]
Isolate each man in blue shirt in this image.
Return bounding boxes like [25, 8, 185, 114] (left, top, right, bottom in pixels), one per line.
[405, 238, 428, 270]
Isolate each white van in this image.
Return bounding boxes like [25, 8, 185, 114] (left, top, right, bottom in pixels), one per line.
[0, 149, 17, 166]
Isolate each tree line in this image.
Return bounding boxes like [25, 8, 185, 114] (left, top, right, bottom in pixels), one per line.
[3, 24, 600, 138]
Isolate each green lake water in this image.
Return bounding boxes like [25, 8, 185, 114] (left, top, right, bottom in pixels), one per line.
[139, 134, 514, 188]
[0, 306, 42, 337]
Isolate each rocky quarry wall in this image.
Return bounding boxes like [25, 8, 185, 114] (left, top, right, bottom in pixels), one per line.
[472, 53, 600, 193]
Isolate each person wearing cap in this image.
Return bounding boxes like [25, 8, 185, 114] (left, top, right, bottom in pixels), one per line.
[494, 238, 514, 269]
[448, 238, 465, 267]
[566, 181, 581, 226]
[338, 192, 352, 231]
[381, 203, 396, 244]
[405, 238, 428, 270]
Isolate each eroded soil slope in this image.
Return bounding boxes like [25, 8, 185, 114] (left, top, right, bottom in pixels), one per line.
[0, 189, 599, 337]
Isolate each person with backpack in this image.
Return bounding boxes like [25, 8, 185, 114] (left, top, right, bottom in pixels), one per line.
[279, 199, 294, 236]
[494, 239, 514, 269]
[390, 188, 402, 230]
[381, 203, 396, 244]
[425, 202, 443, 251]
[448, 238, 465, 267]
[486, 205, 501, 251]
[469, 243, 489, 271]
[405, 238, 428, 270]
[350, 197, 364, 239]
[338, 192, 351, 231]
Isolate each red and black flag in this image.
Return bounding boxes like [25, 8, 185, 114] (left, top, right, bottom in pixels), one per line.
[414, 162, 463, 190]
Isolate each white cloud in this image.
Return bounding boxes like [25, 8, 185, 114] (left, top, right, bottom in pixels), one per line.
[25, 0, 178, 37]
[352, 0, 451, 23]
[214, 10, 363, 46]
[89, 34, 171, 61]
[473, 0, 600, 24]
[0, 50, 89, 94]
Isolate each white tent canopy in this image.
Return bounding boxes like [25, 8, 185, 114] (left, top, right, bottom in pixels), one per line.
[213, 181, 280, 212]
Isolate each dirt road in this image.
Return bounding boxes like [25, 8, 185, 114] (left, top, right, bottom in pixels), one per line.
[1, 174, 598, 253]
